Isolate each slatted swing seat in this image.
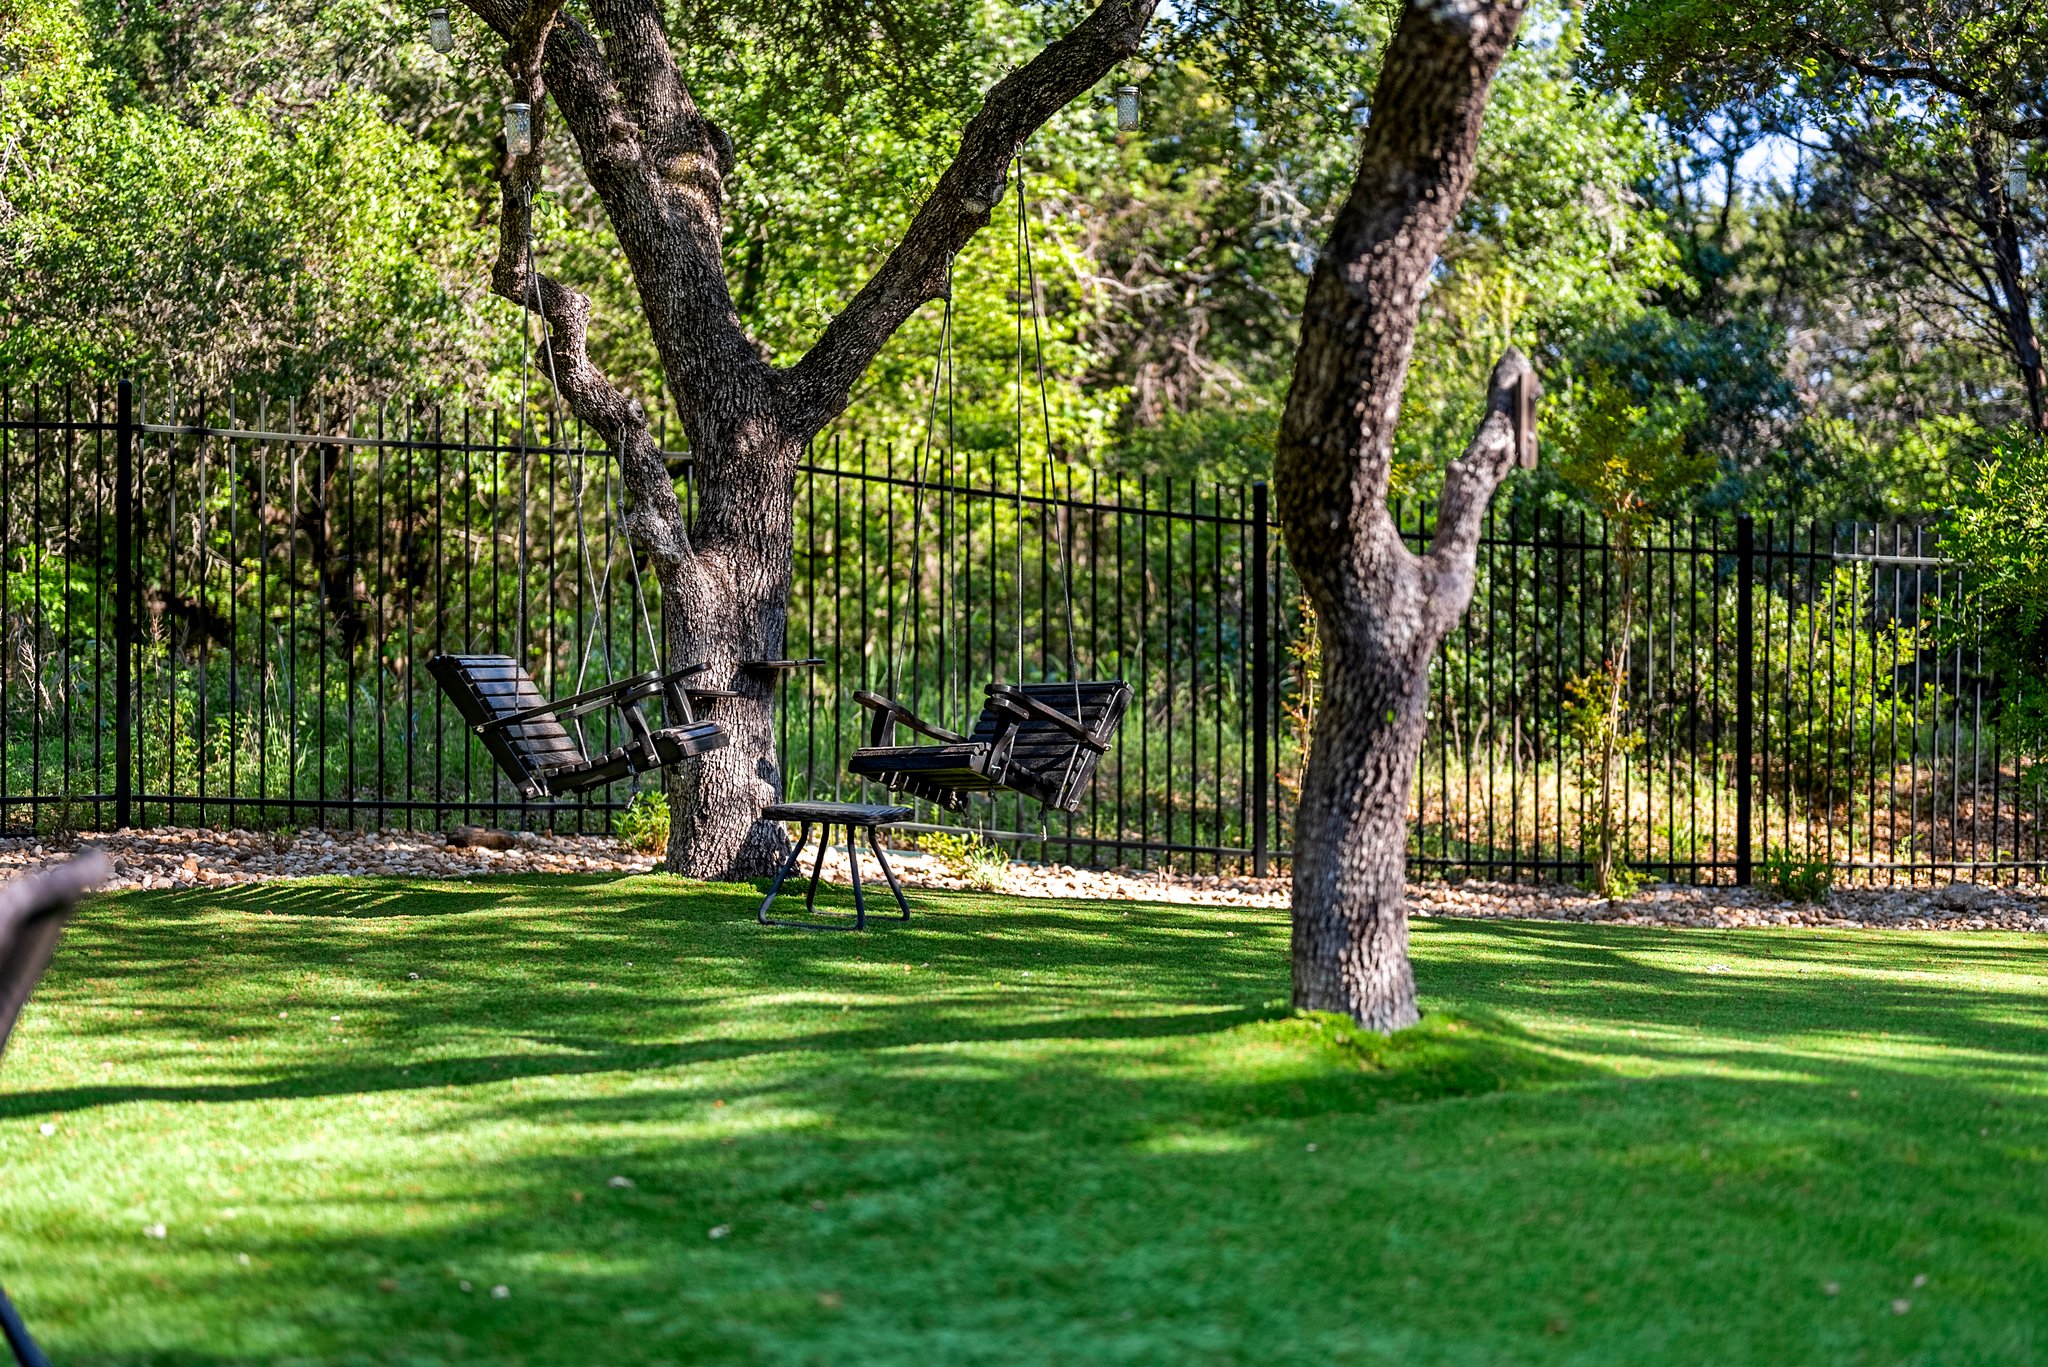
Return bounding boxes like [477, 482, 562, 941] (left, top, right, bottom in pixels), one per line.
[428, 653, 728, 800]
[847, 679, 1131, 813]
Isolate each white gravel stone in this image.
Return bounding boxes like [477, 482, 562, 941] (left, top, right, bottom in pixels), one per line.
[0, 827, 2038, 933]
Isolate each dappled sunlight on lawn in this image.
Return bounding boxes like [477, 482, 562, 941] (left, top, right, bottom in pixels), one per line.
[0, 877, 2044, 1363]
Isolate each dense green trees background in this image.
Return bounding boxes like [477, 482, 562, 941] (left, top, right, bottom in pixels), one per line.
[0, 0, 2015, 500]
[6, 0, 2040, 524]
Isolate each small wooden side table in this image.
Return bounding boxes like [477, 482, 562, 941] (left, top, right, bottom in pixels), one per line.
[757, 801, 915, 931]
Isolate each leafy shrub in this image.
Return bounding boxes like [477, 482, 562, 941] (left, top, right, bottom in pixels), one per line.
[1761, 850, 1833, 905]
[1941, 426, 2048, 771]
[918, 831, 1008, 891]
[1757, 567, 1938, 808]
[34, 795, 81, 842]
[614, 791, 669, 854]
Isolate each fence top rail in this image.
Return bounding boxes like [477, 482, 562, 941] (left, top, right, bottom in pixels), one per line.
[793, 459, 1267, 526]
[136, 420, 692, 464]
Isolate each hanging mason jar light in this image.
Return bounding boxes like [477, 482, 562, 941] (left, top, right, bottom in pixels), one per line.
[1115, 84, 1141, 132]
[427, 6, 454, 53]
[2009, 153, 2029, 204]
[504, 100, 533, 156]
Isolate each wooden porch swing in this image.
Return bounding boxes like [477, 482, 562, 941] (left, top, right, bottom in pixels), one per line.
[843, 153, 1130, 816]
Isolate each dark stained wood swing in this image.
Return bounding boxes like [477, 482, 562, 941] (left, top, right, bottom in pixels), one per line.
[840, 156, 1129, 819]
[428, 654, 727, 799]
[847, 681, 1130, 812]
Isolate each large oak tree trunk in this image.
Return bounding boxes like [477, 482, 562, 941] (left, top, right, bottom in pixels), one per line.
[1276, 0, 1531, 1031]
[453, 0, 1157, 878]
[660, 429, 801, 879]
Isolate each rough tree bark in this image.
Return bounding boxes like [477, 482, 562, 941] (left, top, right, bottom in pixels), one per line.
[451, 0, 1157, 876]
[1274, 0, 1531, 1032]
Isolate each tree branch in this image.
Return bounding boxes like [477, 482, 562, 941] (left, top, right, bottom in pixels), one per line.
[1798, 29, 1988, 110]
[1274, 0, 1526, 617]
[777, 0, 1158, 436]
[479, 0, 689, 571]
[489, 172, 692, 572]
[1422, 348, 1533, 632]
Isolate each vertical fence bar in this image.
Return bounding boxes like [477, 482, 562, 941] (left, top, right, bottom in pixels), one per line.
[1251, 482, 1270, 878]
[114, 380, 135, 830]
[1734, 513, 1754, 885]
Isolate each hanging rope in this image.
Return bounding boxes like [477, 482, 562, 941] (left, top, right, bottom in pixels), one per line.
[891, 257, 956, 710]
[1012, 148, 1084, 722]
[1012, 154, 1033, 685]
[518, 178, 664, 693]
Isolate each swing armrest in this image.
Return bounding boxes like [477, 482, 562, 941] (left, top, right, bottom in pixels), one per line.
[852, 691, 968, 746]
[477, 667, 699, 736]
[985, 687, 1109, 750]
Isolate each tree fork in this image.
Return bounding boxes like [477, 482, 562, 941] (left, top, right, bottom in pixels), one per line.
[1275, 0, 1530, 1031]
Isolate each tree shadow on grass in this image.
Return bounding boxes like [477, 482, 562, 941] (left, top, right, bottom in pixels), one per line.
[14, 1016, 2047, 1367]
[17, 881, 2048, 1124]
[8, 882, 2048, 1363]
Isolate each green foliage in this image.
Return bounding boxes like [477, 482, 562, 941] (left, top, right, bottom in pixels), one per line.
[1590, 0, 2048, 489]
[613, 791, 669, 856]
[33, 793, 81, 841]
[1758, 567, 1939, 808]
[1549, 366, 1714, 526]
[917, 829, 1008, 891]
[1562, 668, 1646, 896]
[1760, 849, 1834, 905]
[1941, 425, 2048, 766]
[0, 0, 501, 398]
[1279, 593, 1321, 810]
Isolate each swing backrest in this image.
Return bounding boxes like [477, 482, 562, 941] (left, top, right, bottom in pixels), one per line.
[979, 680, 1131, 811]
[427, 654, 589, 795]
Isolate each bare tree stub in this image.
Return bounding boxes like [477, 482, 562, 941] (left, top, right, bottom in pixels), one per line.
[451, 0, 1158, 876]
[1276, 0, 1530, 1032]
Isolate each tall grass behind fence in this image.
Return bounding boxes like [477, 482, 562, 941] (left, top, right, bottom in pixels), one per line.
[1409, 507, 2044, 885]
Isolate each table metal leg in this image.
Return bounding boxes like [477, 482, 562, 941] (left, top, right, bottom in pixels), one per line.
[845, 824, 868, 930]
[866, 827, 912, 921]
[801, 824, 833, 917]
[757, 822, 812, 925]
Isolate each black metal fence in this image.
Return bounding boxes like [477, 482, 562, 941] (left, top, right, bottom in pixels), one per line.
[0, 380, 2039, 885]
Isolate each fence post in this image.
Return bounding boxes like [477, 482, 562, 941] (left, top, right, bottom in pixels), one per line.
[1734, 513, 1754, 885]
[1251, 482, 1270, 878]
[114, 379, 134, 831]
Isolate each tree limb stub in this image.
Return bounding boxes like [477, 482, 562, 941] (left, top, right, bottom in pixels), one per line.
[1423, 347, 1536, 632]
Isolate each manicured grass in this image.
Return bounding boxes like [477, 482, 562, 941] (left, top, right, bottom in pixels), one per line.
[2, 875, 2045, 1364]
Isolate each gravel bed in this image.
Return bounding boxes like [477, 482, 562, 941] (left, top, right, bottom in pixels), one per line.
[0, 827, 658, 890]
[0, 828, 2040, 932]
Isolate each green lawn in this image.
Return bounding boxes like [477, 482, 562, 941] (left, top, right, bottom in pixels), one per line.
[1, 875, 2044, 1365]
